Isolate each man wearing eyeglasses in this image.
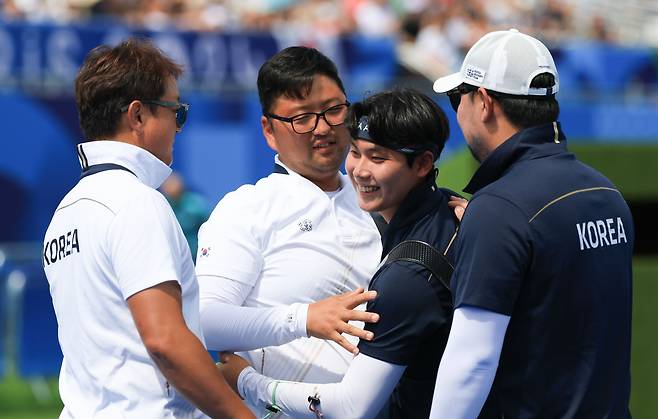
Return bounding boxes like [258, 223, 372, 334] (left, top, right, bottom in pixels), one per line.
[43, 38, 253, 418]
[429, 29, 633, 418]
[195, 46, 382, 415]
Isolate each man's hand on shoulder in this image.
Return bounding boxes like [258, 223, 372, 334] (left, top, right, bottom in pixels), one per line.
[448, 196, 469, 222]
[307, 288, 379, 355]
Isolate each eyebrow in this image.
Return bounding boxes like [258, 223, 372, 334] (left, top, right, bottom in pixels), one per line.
[287, 97, 347, 114]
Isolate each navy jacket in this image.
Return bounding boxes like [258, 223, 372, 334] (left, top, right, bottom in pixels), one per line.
[358, 176, 460, 419]
[453, 122, 634, 418]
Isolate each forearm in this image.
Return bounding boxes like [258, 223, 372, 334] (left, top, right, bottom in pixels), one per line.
[129, 281, 254, 418]
[201, 300, 308, 351]
[149, 327, 254, 418]
[237, 354, 404, 418]
[199, 274, 308, 351]
[429, 306, 510, 419]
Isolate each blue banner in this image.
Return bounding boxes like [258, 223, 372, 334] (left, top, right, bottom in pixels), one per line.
[0, 20, 397, 93]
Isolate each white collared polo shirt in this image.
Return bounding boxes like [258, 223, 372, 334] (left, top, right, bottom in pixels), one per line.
[43, 141, 204, 419]
[196, 157, 382, 384]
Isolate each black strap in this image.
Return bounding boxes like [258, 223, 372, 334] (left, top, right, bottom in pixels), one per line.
[369, 212, 388, 236]
[382, 240, 454, 292]
[273, 163, 289, 175]
[80, 163, 136, 179]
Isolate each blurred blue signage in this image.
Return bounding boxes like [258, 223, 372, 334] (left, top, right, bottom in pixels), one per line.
[0, 20, 396, 93]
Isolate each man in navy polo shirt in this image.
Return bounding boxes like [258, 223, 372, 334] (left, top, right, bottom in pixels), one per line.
[430, 29, 634, 418]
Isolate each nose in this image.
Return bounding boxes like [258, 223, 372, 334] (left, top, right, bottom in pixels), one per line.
[352, 158, 371, 181]
[313, 114, 331, 135]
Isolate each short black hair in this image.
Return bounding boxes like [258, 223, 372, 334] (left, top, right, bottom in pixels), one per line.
[75, 38, 183, 140]
[257, 46, 345, 114]
[491, 73, 560, 128]
[346, 88, 450, 167]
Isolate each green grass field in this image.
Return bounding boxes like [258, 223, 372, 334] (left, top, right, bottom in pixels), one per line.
[630, 257, 658, 417]
[0, 376, 61, 418]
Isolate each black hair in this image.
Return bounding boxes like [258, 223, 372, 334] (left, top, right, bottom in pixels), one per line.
[491, 73, 560, 128]
[257, 46, 345, 114]
[346, 88, 450, 167]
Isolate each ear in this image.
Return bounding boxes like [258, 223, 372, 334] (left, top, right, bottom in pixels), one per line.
[414, 150, 435, 179]
[126, 100, 145, 134]
[478, 88, 495, 123]
[261, 116, 278, 152]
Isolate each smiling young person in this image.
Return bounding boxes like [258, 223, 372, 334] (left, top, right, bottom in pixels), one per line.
[217, 89, 461, 419]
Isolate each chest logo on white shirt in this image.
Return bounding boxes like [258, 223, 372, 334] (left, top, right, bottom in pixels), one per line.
[298, 219, 313, 232]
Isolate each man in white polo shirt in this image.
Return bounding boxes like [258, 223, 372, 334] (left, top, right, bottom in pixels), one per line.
[43, 38, 253, 419]
[196, 47, 382, 415]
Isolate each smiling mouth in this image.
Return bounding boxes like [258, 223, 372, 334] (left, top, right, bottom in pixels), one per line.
[357, 185, 380, 193]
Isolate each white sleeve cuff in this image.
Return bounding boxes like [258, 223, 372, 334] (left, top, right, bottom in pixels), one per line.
[286, 303, 309, 338]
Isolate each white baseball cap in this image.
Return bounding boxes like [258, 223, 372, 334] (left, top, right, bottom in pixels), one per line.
[433, 29, 559, 96]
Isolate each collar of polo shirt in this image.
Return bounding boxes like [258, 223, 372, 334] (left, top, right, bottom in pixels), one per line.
[274, 154, 347, 193]
[77, 140, 173, 189]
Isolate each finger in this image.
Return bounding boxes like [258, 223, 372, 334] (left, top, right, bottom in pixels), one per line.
[339, 287, 365, 300]
[447, 200, 467, 208]
[449, 196, 467, 202]
[331, 332, 359, 355]
[345, 290, 377, 308]
[219, 352, 234, 363]
[455, 206, 465, 219]
[342, 309, 380, 324]
[341, 323, 375, 341]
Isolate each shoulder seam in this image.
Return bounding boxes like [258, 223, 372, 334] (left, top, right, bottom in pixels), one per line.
[528, 187, 621, 223]
[55, 197, 116, 215]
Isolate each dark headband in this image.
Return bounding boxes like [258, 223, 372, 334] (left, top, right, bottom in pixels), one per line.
[356, 116, 440, 158]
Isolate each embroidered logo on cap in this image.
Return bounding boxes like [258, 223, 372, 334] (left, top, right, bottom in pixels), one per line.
[464, 65, 486, 84]
[298, 219, 313, 232]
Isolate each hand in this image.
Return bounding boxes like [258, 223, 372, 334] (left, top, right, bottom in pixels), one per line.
[217, 352, 251, 395]
[448, 196, 469, 221]
[307, 288, 379, 355]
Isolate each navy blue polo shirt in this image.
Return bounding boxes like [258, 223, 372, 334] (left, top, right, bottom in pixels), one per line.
[452, 122, 634, 418]
[358, 177, 460, 419]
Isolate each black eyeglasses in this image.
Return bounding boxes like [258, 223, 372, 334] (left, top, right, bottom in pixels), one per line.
[264, 102, 350, 134]
[446, 84, 479, 112]
[141, 100, 190, 132]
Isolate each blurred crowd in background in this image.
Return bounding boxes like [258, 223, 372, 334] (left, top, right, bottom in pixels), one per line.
[2, 0, 658, 81]
[1, 1, 657, 52]
[4, 0, 657, 81]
